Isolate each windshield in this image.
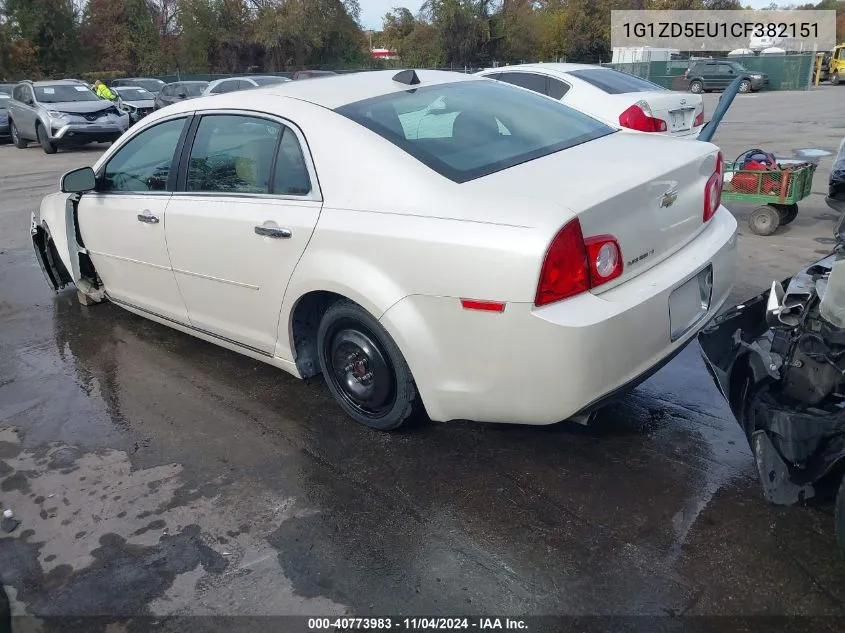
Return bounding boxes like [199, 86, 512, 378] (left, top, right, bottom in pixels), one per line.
[116, 87, 153, 101]
[336, 80, 614, 183]
[251, 76, 290, 86]
[35, 84, 100, 103]
[566, 68, 666, 94]
[131, 79, 165, 93]
[180, 82, 208, 96]
[729, 62, 749, 72]
[0, 95, 8, 111]
[0, 85, 13, 96]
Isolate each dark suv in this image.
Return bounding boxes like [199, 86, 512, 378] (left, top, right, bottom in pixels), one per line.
[685, 60, 769, 94]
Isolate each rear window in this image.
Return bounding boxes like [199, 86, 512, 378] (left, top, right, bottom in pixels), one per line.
[182, 82, 208, 96]
[566, 68, 666, 94]
[335, 80, 614, 183]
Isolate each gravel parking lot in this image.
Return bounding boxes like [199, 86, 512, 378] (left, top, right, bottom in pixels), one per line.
[2, 86, 845, 629]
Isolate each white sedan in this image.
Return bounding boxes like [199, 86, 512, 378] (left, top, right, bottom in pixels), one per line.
[477, 63, 705, 138]
[31, 69, 737, 431]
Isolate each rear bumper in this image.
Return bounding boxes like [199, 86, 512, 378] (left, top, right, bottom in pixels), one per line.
[380, 207, 738, 424]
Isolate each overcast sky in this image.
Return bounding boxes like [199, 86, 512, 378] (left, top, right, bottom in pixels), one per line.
[358, 0, 818, 32]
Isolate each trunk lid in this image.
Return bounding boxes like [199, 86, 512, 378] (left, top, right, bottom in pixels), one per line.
[463, 131, 719, 291]
[615, 91, 703, 137]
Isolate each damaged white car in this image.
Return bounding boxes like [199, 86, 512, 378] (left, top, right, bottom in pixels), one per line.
[32, 69, 737, 431]
[699, 140, 845, 548]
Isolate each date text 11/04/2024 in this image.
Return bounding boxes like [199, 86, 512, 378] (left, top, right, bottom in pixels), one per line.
[622, 21, 820, 39]
[307, 618, 528, 630]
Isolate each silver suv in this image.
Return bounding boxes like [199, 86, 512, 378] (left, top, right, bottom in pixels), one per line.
[7, 80, 130, 154]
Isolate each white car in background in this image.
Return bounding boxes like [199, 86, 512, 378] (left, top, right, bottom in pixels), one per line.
[477, 63, 705, 138]
[202, 75, 291, 96]
[31, 69, 736, 431]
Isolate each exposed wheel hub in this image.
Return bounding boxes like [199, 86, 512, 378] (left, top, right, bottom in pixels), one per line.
[327, 325, 395, 417]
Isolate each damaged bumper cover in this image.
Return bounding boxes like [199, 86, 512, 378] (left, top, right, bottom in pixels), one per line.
[698, 253, 845, 506]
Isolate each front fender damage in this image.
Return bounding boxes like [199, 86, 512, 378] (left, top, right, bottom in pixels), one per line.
[31, 193, 104, 304]
[698, 253, 845, 508]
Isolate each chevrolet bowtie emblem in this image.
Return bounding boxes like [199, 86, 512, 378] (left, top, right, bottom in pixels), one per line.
[661, 189, 678, 208]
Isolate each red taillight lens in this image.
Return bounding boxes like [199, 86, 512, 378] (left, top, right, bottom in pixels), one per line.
[704, 151, 723, 222]
[535, 219, 589, 306]
[693, 108, 704, 127]
[618, 102, 667, 133]
[535, 220, 623, 307]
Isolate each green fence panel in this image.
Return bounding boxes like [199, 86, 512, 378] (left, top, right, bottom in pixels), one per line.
[603, 54, 814, 91]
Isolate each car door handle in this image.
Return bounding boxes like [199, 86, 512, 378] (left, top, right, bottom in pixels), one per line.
[137, 212, 159, 224]
[254, 226, 292, 238]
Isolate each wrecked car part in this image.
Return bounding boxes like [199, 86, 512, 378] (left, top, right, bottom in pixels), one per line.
[828, 136, 845, 213]
[699, 243, 845, 546]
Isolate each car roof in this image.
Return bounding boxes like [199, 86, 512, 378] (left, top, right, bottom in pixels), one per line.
[30, 79, 86, 86]
[247, 69, 482, 109]
[479, 63, 609, 77]
[168, 80, 207, 85]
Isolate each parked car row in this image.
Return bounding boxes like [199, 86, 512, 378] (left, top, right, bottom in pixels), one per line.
[0, 70, 341, 151]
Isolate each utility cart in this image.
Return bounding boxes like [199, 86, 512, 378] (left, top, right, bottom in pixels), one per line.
[722, 151, 817, 236]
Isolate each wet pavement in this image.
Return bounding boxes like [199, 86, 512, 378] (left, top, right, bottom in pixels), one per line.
[3, 90, 845, 628]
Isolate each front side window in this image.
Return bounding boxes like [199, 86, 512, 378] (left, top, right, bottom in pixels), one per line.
[336, 80, 613, 183]
[187, 115, 282, 194]
[35, 84, 100, 103]
[566, 68, 665, 94]
[100, 118, 187, 192]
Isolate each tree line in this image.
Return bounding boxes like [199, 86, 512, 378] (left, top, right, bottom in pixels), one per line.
[1, 0, 844, 81]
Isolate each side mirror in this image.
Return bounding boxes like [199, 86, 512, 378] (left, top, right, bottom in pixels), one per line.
[61, 166, 96, 193]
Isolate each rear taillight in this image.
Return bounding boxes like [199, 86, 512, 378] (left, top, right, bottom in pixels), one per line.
[535, 219, 623, 307]
[619, 101, 667, 133]
[693, 103, 704, 127]
[704, 151, 723, 222]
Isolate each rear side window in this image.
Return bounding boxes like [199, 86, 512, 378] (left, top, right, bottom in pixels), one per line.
[336, 80, 614, 183]
[499, 72, 547, 95]
[547, 78, 570, 100]
[566, 68, 666, 94]
[187, 114, 282, 194]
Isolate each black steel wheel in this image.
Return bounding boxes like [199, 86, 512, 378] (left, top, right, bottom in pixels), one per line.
[831, 71, 841, 86]
[773, 203, 799, 225]
[748, 204, 780, 236]
[10, 120, 27, 149]
[36, 123, 57, 154]
[317, 300, 420, 430]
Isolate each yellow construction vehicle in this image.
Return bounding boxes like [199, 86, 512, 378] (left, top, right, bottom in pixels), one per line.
[828, 44, 845, 85]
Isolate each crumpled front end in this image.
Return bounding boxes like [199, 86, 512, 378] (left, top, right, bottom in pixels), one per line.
[699, 249, 845, 507]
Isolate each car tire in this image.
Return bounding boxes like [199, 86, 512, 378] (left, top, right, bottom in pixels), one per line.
[773, 203, 799, 225]
[689, 80, 704, 94]
[739, 79, 752, 93]
[36, 123, 57, 154]
[748, 204, 781, 236]
[10, 120, 27, 149]
[317, 299, 421, 431]
[831, 72, 841, 86]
